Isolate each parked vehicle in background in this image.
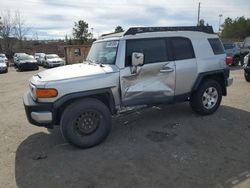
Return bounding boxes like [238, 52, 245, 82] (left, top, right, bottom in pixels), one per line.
[13, 53, 27, 67]
[223, 42, 241, 66]
[243, 53, 250, 82]
[16, 55, 39, 71]
[0, 58, 8, 73]
[23, 26, 233, 148]
[34, 53, 45, 66]
[240, 37, 250, 65]
[43, 54, 64, 68]
[0, 53, 8, 65]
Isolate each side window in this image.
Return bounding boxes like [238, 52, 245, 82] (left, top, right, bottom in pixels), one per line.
[171, 37, 195, 61]
[126, 38, 168, 66]
[208, 38, 225, 55]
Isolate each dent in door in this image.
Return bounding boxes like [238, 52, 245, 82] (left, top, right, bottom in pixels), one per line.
[121, 63, 175, 101]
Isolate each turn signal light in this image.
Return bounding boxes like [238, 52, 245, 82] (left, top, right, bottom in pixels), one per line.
[35, 88, 58, 98]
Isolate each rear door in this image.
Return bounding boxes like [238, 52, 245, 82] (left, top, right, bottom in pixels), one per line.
[169, 37, 197, 95]
[120, 37, 176, 106]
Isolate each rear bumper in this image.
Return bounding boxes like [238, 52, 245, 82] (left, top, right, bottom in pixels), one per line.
[23, 91, 54, 128]
[0, 67, 7, 72]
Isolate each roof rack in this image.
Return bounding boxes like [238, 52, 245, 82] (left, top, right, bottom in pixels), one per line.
[124, 26, 214, 36]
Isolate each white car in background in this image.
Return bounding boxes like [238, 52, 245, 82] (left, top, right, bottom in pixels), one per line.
[43, 54, 64, 68]
[0, 58, 8, 73]
[34, 53, 45, 66]
[0, 53, 8, 65]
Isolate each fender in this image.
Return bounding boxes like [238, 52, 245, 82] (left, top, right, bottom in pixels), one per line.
[53, 88, 116, 124]
[192, 68, 230, 96]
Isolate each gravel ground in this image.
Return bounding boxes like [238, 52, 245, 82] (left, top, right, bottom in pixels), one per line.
[0, 66, 250, 188]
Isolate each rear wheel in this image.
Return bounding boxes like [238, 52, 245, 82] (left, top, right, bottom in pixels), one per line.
[60, 98, 112, 148]
[190, 80, 222, 115]
[245, 70, 250, 82]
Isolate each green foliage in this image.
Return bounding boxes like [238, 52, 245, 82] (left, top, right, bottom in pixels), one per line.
[72, 20, 91, 44]
[114, 26, 124, 33]
[198, 19, 205, 26]
[221, 16, 250, 39]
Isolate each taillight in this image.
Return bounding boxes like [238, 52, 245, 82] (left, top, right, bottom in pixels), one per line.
[225, 56, 233, 66]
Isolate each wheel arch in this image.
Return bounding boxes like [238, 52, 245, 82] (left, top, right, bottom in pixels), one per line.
[53, 88, 116, 125]
[192, 70, 229, 96]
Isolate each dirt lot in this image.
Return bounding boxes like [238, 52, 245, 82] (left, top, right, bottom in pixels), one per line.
[0, 66, 250, 188]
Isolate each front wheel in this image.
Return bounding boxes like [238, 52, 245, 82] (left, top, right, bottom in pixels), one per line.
[190, 80, 222, 115]
[60, 98, 112, 148]
[245, 70, 250, 82]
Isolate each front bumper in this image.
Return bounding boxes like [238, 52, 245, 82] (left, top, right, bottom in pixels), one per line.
[47, 63, 63, 68]
[0, 67, 7, 72]
[19, 63, 38, 70]
[244, 65, 250, 72]
[23, 91, 54, 128]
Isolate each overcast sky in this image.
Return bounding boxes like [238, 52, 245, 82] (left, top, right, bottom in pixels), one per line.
[1, 0, 250, 39]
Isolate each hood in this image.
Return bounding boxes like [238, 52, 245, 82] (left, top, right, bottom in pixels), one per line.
[36, 63, 117, 82]
[20, 60, 37, 63]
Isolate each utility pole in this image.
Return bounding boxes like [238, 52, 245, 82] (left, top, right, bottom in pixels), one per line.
[91, 28, 94, 39]
[197, 2, 201, 25]
[218, 14, 223, 32]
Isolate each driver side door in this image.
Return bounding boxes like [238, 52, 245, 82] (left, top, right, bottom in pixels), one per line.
[120, 37, 175, 106]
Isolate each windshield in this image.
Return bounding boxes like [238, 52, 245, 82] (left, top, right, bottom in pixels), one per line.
[47, 55, 59, 59]
[86, 40, 119, 65]
[0, 54, 6, 58]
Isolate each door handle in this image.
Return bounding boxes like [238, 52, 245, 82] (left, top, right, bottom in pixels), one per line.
[160, 67, 174, 73]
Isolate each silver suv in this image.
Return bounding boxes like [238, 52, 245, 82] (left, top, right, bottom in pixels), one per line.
[23, 26, 233, 148]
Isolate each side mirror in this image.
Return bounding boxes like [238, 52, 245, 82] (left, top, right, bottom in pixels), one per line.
[132, 52, 144, 67]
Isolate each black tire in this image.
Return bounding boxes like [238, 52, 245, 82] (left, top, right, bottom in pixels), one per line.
[233, 56, 240, 66]
[245, 70, 250, 82]
[190, 80, 222, 115]
[60, 98, 112, 148]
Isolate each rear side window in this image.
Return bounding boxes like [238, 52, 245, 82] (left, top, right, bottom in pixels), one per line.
[126, 38, 168, 66]
[171, 37, 195, 61]
[208, 38, 225, 55]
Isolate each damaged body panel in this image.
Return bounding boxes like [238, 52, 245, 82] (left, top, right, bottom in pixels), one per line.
[120, 61, 175, 106]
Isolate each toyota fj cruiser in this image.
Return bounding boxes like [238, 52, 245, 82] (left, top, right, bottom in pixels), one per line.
[23, 26, 233, 148]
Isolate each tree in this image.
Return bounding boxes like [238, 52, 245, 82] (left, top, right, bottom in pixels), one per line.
[221, 16, 250, 39]
[197, 19, 205, 26]
[13, 10, 29, 44]
[0, 10, 14, 56]
[72, 20, 91, 44]
[114, 26, 124, 33]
